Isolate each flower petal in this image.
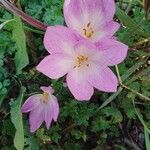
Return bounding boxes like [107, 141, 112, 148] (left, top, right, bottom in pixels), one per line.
[21, 94, 41, 113]
[87, 0, 116, 27]
[64, 0, 89, 33]
[37, 54, 74, 79]
[44, 95, 59, 129]
[74, 40, 102, 64]
[96, 39, 128, 66]
[88, 66, 118, 92]
[93, 21, 120, 42]
[64, 0, 116, 31]
[44, 26, 79, 55]
[44, 104, 53, 129]
[66, 69, 94, 101]
[50, 95, 59, 121]
[40, 86, 54, 94]
[29, 104, 44, 132]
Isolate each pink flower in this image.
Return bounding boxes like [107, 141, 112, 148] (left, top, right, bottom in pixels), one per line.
[37, 26, 128, 101]
[64, 0, 120, 43]
[21, 86, 59, 133]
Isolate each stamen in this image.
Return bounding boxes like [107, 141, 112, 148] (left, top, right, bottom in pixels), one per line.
[41, 92, 49, 103]
[83, 22, 94, 38]
[75, 55, 89, 68]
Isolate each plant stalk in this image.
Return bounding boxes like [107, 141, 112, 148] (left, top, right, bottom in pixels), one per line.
[0, 0, 48, 31]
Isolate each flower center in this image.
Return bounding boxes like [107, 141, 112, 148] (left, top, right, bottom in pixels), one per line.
[83, 23, 94, 39]
[41, 92, 49, 104]
[75, 55, 89, 68]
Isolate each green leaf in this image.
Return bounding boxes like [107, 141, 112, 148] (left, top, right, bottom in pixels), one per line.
[13, 16, 29, 74]
[133, 102, 150, 134]
[116, 6, 149, 37]
[102, 107, 123, 123]
[10, 87, 26, 150]
[121, 60, 147, 83]
[99, 87, 123, 110]
[0, 19, 14, 30]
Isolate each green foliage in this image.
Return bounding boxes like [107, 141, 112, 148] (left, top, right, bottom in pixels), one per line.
[0, 0, 150, 149]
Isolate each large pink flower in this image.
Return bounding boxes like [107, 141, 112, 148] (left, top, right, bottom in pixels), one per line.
[64, 0, 120, 43]
[21, 86, 59, 133]
[37, 26, 128, 101]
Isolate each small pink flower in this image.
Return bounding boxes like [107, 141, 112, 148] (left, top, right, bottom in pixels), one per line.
[21, 86, 59, 133]
[64, 0, 120, 43]
[37, 26, 128, 101]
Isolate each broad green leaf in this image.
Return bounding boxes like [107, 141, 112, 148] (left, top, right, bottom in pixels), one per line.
[144, 127, 150, 150]
[13, 16, 29, 75]
[10, 87, 26, 150]
[116, 6, 149, 37]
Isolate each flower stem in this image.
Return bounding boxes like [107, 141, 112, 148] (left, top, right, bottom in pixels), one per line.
[115, 65, 150, 101]
[133, 38, 150, 47]
[0, 0, 48, 30]
[23, 26, 44, 35]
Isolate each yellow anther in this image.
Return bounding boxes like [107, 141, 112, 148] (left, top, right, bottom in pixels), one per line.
[83, 23, 94, 39]
[75, 55, 89, 68]
[41, 92, 49, 103]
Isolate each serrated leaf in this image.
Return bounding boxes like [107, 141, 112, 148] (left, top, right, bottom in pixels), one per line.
[13, 16, 29, 74]
[25, 137, 40, 150]
[102, 107, 123, 123]
[10, 87, 26, 150]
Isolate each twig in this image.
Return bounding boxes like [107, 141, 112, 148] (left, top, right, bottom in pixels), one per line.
[62, 123, 77, 134]
[115, 65, 150, 101]
[133, 38, 150, 47]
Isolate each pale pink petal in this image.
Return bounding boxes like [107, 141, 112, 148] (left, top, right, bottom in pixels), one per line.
[96, 39, 128, 66]
[66, 69, 94, 101]
[74, 40, 98, 56]
[64, 0, 116, 31]
[87, 0, 116, 28]
[21, 94, 41, 113]
[44, 26, 79, 55]
[99, 0, 116, 22]
[50, 95, 59, 121]
[40, 86, 54, 94]
[44, 104, 53, 129]
[29, 104, 44, 132]
[93, 21, 120, 42]
[74, 40, 102, 65]
[36, 54, 74, 79]
[44, 95, 59, 129]
[64, 0, 89, 33]
[87, 66, 118, 92]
